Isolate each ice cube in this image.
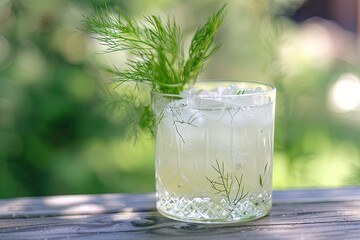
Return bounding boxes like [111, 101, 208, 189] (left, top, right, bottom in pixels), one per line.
[194, 97, 224, 110]
[218, 106, 250, 126]
[180, 88, 201, 97]
[222, 84, 239, 95]
[166, 99, 206, 127]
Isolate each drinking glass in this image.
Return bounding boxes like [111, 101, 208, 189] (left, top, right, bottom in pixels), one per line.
[152, 80, 276, 223]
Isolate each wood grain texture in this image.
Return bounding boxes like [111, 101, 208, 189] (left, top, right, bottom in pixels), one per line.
[0, 193, 156, 219]
[0, 187, 360, 239]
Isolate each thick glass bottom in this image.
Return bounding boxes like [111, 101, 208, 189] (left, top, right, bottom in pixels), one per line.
[156, 190, 272, 223]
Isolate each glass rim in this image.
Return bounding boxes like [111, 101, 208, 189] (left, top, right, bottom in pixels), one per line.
[152, 80, 276, 98]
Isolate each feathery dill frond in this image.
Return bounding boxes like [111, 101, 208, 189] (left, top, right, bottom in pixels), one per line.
[83, 3, 227, 94]
[103, 92, 154, 141]
[183, 3, 227, 86]
[82, 3, 227, 140]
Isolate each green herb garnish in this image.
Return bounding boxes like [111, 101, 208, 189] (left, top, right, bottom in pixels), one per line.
[206, 159, 248, 209]
[236, 89, 245, 95]
[82, 4, 227, 140]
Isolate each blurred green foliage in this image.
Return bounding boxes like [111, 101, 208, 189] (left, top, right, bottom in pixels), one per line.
[0, 0, 156, 197]
[1, 0, 360, 198]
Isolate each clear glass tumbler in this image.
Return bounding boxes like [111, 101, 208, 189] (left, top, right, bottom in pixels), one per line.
[152, 80, 276, 223]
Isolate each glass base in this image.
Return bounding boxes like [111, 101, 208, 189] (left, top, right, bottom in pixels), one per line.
[156, 191, 272, 224]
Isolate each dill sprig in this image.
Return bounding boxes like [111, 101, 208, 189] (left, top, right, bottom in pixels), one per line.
[82, 3, 227, 139]
[83, 4, 227, 94]
[103, 91, 155, 141]
[206, 159, 249, 209]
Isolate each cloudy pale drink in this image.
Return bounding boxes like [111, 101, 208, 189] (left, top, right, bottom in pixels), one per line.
[152, 81, 276, 223]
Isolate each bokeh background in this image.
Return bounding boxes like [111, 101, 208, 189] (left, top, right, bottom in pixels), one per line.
[1, 0, 360, 198]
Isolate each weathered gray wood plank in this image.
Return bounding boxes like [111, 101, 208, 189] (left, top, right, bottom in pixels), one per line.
[273, 187, 360, 203]
[1, 188, 360, 239]
[0, 193, 156, 219]
[1, 214, 359, 239]
[1, 187, 360, 219]
[1, 192, 360, 240]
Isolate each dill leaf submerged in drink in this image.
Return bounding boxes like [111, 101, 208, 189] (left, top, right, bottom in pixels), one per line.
[82, 3, 227, 140]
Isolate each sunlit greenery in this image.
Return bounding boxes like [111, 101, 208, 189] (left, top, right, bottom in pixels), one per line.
[1, 0, 360, 198]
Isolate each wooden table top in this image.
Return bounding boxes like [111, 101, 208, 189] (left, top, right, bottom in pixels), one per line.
[0, 187, 360, 239]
